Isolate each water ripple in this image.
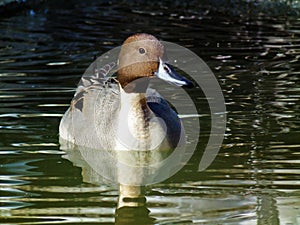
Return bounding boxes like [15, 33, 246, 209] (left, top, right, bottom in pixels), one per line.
[0, 0, 299, 224]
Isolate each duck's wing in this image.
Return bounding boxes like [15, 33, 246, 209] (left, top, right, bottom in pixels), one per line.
[60, 62, 120, 150]
[73, 62, 117, 112]
[146, 88, 183, 149]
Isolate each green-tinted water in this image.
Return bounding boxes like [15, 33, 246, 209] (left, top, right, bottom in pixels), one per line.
[0, 1, 300, 224]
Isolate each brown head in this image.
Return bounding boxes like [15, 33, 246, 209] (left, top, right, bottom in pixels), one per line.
[117, 33, 164, 89]
[117, 33, 194, 92]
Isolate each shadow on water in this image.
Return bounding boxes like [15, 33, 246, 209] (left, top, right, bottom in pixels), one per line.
[0, 0, 300, 224]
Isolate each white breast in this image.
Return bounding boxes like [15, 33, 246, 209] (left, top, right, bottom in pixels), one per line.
[115, 89, 170, 151]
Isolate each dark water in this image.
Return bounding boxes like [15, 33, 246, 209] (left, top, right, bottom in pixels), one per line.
[1, 0, 300, 224]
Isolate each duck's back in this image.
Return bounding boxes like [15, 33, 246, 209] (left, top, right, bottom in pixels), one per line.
[60, 82, 120, 149]
[59, 62, 121, 150]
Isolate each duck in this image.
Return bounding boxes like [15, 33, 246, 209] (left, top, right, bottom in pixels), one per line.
[59, 33, 193, 207]
[60, 33, 193, 151]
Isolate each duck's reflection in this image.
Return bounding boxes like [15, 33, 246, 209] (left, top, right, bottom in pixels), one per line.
[60, 138, 162, 223]
[60, 137, 185, 187]
[115, 205, 155, 225]
[116, 184, 154, 224]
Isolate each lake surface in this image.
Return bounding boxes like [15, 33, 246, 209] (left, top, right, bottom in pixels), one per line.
[0, 0, 300, 224]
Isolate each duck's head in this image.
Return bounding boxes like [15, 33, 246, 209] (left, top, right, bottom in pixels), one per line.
[117, 33, 193, 92]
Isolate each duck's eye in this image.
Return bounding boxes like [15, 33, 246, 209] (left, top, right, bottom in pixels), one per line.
[138, 47, 146, 54]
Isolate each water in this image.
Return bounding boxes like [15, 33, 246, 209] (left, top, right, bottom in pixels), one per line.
[0, 0, 300, 224]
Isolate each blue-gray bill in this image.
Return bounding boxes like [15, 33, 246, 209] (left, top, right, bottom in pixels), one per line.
[155, 58, 194, 88]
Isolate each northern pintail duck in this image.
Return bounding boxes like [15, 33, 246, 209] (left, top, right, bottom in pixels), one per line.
[60, 33, 194, 208]
[59, 33, 193, 153]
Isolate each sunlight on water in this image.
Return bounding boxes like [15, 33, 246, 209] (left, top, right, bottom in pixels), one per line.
[0, 0, 300, 224]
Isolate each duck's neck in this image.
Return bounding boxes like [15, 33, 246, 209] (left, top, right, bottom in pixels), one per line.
[117, 88, 151, 150]
[121, 90, 151, 141]
[120, 90, 150, 121]
[120, 89, 149, 114]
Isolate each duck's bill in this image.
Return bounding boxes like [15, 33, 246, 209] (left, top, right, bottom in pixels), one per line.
[155, 58, 194, 88]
